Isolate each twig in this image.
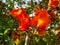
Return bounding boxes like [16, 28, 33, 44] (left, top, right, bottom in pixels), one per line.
[24, 33, 29, 45]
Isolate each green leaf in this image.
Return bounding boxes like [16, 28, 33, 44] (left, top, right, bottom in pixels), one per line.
[4, 28, 10, 34]
[0, 33, 3, 36]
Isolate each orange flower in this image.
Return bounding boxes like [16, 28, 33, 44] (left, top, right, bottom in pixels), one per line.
[17, 18, 30, 31]
[9, 7, 30, 31]
[50, 11, 56, 19]
[31, 9, 51, 29]
[31, 16, 38, 27]
[37, 9, 51, 29]
[31, 7, 41, 27]
[38, 29, 46, 35]
[9, 8, 22, 20]
[9, 7, 29, 20]
[34, 6, 41, 16]
[48, 0, 58, 8]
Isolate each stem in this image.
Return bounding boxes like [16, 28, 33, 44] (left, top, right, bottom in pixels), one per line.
[31, 0, 34, 9]
[24, 33, 29, 45]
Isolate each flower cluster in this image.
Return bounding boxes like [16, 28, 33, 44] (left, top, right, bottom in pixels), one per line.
[48, 0, 59, 9]
[9, 6, 51, 35]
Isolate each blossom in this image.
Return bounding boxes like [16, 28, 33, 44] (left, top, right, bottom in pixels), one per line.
[31, 9, 51, 29]
[9, 8, 29, 20]
[9, 7, 30, 31]
[48, 0, 58, 8]
[31, 9, 51, 35]
[9, 8, 22, 20]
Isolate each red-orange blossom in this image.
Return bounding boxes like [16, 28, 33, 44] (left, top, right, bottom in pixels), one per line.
[9, 8, 30, 31]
